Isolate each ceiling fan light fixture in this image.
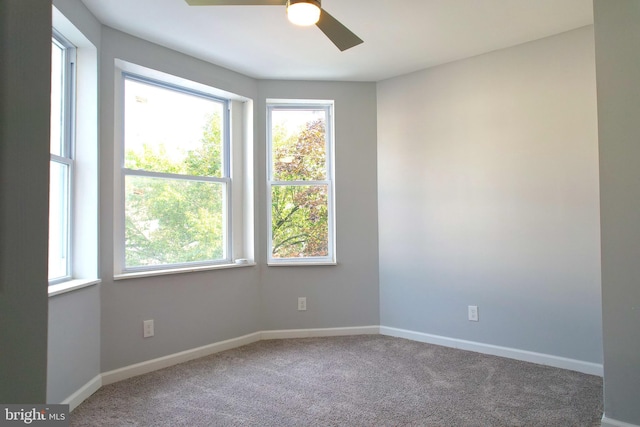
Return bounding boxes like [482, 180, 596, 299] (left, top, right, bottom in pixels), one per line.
[287, 0, 321, 26]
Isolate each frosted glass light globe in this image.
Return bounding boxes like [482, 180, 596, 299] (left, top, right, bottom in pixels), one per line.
[287, 1, 321, 26]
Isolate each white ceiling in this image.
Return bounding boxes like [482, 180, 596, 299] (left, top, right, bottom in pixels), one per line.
[80, 0, 593, 82]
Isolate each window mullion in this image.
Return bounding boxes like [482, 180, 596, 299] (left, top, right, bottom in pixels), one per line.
[124, 168, 229, 184]
[50, 153, 73, 166]
[270, 180, 330, 187]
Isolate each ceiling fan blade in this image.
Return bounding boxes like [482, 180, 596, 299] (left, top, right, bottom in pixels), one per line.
[185, 0, 284, 6]
[315, 8, 363, 51]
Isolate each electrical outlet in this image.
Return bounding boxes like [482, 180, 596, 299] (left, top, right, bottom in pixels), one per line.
[143, 319, 154, 337]
[298, 297, 307, 311]
[468, 305, 479, 322]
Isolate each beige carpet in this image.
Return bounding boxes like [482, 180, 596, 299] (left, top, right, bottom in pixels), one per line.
[71, 335, 602, 426]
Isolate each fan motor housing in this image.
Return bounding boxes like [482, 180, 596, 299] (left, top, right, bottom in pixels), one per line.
[288, 0, 321, 8]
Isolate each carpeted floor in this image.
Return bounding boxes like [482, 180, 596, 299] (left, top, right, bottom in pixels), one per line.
[70, 335, 603, 426]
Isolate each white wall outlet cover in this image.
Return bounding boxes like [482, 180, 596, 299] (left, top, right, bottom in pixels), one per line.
[143, 319, 154, 337]
[468, 305, 479, 322]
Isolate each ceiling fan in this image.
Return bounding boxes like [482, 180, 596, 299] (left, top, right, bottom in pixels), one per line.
[184, 0, 364, 51]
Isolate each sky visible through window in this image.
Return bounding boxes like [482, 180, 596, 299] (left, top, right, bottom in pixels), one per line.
[124, 78, 223, 167]
[271, 109, 325, 144]
[50, 41, 63, 155]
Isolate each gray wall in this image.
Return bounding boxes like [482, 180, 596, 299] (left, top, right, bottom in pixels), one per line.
[48, 287, 101, 403]
[257, 81, 380, 330]
[0, 0, 51, 403]
[594, 1, 640, 424]
[53, 0, 101, 44]
[99, 27, 262, 372]
[377, 27, 603, 363]
[47, 0, 102, 404]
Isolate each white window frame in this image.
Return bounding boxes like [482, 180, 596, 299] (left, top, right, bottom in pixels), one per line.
[49, 30, 76, 285]
[114, 62, 255, 278]
[266, 100, 336, 266]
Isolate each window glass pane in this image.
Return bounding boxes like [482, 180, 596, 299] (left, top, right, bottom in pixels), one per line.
[271, 184, 328, 258]
[50, 40, 64, 156]
[271, 109, 326, 181]
[49, 161, 69, 280]
[125, 175, 226, 268]
[124, 78, 224, 178]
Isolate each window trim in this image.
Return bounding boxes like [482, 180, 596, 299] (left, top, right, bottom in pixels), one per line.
[117, 72, 234, 274]
[266, 101, 336, 265]
[48, 6, 101, 296]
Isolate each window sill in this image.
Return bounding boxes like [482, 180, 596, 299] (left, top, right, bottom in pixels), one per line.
[48, 278, 101, 297]
[267, 261, 337, 267]
[114, 261, 256, 281]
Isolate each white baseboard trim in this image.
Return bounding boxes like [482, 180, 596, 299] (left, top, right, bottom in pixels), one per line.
[601, 416, 640, 427]
[101, 327, 378, 388]
[62, 374, 102, 412]
[261, 325, 380, 340]
[380, 326, 603, 377]
[69, 325, 604, 412]
[101, 331, 262, 386]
